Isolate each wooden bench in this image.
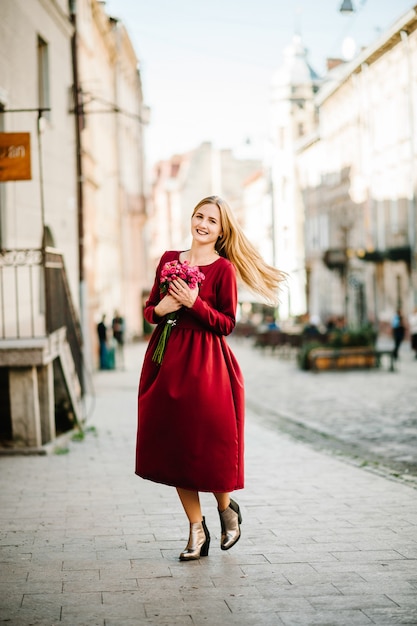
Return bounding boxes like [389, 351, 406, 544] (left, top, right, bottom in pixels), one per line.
[254, 331, 303, 356]
[254, 330, 284, 351]
[309, 346, 377, 372]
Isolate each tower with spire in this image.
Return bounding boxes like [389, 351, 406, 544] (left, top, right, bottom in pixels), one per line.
[269, 34, 321, 319]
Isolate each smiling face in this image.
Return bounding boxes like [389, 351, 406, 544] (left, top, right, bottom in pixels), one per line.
[191, 202, 223, 247]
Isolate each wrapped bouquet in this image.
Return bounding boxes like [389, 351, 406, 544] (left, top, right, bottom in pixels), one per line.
[152, 260, 205, 365]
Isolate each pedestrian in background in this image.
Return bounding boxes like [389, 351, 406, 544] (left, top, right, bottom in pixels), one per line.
[97, 314, 108, 370]
[112, 310, 125, 369]
[392, 309, 405, 359]
[136, 195, 285, 561]
[409, 307, 417, 359]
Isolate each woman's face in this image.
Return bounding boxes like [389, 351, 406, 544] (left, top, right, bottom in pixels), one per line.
[191, 203, 222, 246]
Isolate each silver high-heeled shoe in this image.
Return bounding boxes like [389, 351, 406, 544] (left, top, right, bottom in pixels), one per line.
[179, 516, 210, 561]
[219, 499, 242, 550]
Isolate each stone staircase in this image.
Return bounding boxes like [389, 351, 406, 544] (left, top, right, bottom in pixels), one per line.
[0, 328, 83, 451]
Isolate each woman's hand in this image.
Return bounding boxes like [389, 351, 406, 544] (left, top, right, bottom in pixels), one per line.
[154, 293, 183, 318]
[169, 278, 199, 308]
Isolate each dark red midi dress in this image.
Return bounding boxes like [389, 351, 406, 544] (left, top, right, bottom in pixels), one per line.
[136, 250, 244, 493]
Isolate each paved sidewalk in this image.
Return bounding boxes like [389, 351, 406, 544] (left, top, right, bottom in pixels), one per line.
[1, 341, 417, 625]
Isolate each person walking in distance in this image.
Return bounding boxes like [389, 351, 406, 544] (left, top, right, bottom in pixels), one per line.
[97, 314, 108, 370]
[112, 310, 125, 369]
[135, 196, 285, 560]
[392, 309, 405, 359]
[409, 306, 417, 359]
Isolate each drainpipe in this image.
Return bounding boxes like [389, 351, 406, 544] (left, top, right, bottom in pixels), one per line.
[69, 1, 84, 289]
[400, 29, 417, 308]
[69, 0, 87, 391]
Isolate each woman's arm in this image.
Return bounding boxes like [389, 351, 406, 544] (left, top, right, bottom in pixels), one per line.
[143, 261, 164, 325]
[143, 253, 181, 324]
[188, 262, 237, 336]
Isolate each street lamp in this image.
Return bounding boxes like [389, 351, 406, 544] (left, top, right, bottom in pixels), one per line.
[340, 0, 354, 14]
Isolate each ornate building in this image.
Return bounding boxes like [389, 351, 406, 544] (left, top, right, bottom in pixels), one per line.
[269, 35, 321, 319]
[298, 7, 417, 329]
[149, 141, 261, 271]
[76, 0, 149, 351]
[0, 0, 149, 450]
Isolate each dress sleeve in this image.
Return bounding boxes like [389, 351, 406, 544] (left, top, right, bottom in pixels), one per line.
[143, 255, 166, 325]
[188, 261, 237, 336]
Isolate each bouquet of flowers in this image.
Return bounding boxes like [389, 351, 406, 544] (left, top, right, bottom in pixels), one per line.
[152, 259, 205, 365]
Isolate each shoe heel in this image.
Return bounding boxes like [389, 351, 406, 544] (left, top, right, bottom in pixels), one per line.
[230, 499, 242, 524]
[200, 537, 210, 557]
[179, 516, 211, 561]
[200, 516, 210, 557]
[219, 499, 242, 551]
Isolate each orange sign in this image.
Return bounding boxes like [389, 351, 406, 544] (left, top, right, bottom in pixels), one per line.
[0, 132, 32, 181]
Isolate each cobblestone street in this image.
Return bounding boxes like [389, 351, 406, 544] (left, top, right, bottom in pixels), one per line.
[230, 336, 417, 484]
[0, 339, 416, 625]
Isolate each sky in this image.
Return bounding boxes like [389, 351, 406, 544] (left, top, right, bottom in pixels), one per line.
[103, 0, 416, 166]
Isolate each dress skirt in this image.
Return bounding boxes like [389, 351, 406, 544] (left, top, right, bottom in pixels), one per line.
[136, 250, 245, 493]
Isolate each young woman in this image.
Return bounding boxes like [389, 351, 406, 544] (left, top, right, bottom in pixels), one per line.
[136, 195, 285, 561]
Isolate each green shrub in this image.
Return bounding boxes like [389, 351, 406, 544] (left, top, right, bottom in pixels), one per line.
[327, 327, 376, 348]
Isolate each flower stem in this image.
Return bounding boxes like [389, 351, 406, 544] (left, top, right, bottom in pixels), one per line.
[152, 313, 177, 365]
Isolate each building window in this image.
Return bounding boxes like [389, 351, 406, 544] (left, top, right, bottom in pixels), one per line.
[278, 127, 285, 150]
[37, 36, 50, 120]
[0, 102, 5, 247]
[390, 197, 399, 234]
[281, 177, 287, 202]
[376, 200, 386, 250]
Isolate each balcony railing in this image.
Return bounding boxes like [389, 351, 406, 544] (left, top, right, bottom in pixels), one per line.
[0, 248, 45, 338]
[0, 247, 84, 392]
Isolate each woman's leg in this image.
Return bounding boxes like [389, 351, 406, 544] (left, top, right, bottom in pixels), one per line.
[214, 492, 242, 550]
[213, 492, 230, 511]
[176, 488, 202, 523]
[176, 488, 210, 560]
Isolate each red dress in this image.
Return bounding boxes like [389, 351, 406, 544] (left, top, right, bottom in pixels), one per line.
[136, 250, 245, 492]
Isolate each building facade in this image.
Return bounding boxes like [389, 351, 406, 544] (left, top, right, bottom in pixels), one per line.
[77, 0, 149, 355]
[298, 7, 417, 330]
[0, 0, 81, 448]
[0, 0, 149, 449]
[0, 0, 78, 296]
[269, 35, 321, 320]
[149, 142, 261, 272]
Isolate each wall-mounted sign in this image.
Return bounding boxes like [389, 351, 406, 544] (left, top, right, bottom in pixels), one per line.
[0, 132, 31, 181]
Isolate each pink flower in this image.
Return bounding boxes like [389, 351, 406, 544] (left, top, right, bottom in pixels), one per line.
[152, 260, 205, 365]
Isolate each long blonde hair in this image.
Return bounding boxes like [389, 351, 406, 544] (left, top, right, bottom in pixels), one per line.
[192, 196, 286, 304]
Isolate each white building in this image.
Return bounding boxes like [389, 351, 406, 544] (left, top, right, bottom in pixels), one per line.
[77, 0, 149, 350]
[0, 0, 149, 450]
[298, 6, 417, 330]
[0, 0, 81, 448]
[0, 0, 78, 294]
[149, 142, 261, 270]
[269, 35, 321, 320]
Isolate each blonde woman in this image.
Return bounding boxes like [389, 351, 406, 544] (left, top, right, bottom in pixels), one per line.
[136, 195, 285, 560]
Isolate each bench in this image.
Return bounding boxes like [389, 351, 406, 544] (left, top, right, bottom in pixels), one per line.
[309, 346, 380, 372]
[254, 330, 284, 351]
[254, 331, 303, 356]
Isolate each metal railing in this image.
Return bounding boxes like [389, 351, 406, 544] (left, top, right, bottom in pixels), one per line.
[0, 247, 84, 392]
[44, 248, 84, 392]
